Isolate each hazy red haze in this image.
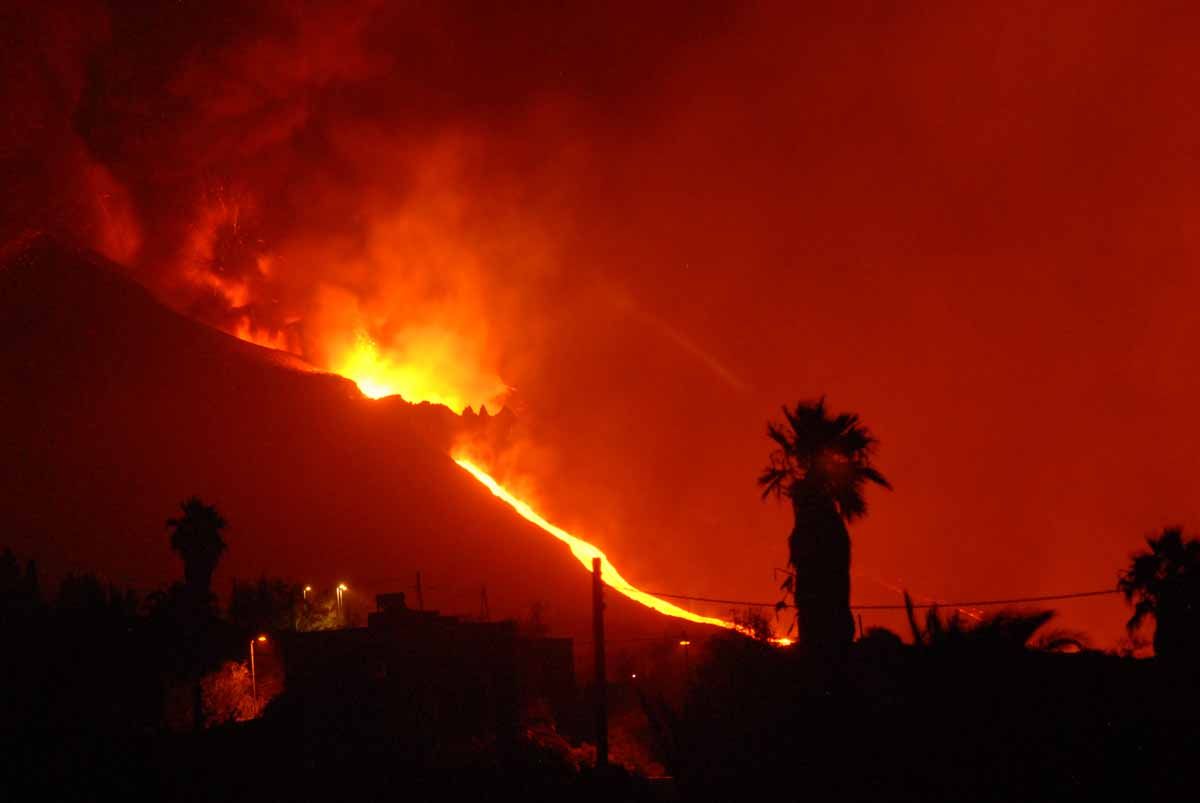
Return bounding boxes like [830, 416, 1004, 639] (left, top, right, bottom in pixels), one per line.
[5, 1, 1200, 645]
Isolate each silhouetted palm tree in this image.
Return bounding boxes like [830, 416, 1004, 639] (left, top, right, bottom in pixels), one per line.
[759, 398, 890, 654]
[167, 497, 228, 599]
[1118, 526, 1200, 663]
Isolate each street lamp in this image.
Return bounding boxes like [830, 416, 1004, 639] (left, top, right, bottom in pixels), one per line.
[336, 583, 348, 619]
[249, 634, 267, 704]
[679, 638, 692, 675]
[302, 585, 312, 601]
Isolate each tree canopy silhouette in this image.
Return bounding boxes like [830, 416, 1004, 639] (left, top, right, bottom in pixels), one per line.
[166, 497, 228, 599]
[902, 592, 1085, 654]
[1118, 526, 1200, 664]
[229, 577, 300, 634]
[759, 398, 890, 655]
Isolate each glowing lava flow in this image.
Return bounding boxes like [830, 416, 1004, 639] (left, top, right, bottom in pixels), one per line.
[333, 329, 509, 413]
[453, 457, 738, 631]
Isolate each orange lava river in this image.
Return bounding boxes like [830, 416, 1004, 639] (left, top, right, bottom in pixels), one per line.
[453, 456, 739, 631]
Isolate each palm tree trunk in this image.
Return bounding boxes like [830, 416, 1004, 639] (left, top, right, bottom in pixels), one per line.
[789, 488, 855, 657]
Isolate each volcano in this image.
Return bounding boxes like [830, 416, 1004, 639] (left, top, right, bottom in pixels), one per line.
[0, 237, 713, 644]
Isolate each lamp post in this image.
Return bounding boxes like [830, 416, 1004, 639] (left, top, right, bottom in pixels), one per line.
[336, 583, 348, 621]
[303, 585, 312, 602]
[679, 638, 692, 676]
[249, 634, 267, 704]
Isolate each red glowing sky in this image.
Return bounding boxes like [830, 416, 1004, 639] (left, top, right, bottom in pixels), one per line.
[4, 2, 1200, 644]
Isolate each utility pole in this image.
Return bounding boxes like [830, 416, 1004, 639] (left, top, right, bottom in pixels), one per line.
[592, 557, 608, 769]
[416, 571, 424, 611]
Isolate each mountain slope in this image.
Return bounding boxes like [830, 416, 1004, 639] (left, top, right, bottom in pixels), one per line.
[0, 238, 698, 643]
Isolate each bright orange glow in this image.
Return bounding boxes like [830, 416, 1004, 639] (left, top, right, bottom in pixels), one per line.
[453, 455, 739, 631]
[256, 635, 267, 642]
[678, 640, 692, 646]
[334, 330, 395, 399]
[225, 316, 507, 410]
[330, 328, 507, 412]
[337, 583, 348, 591]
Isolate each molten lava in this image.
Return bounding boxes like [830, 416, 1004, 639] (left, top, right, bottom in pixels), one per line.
[453, 456, 739, 631]
[330, 328, 508, 412]
[337, 330, 399, 400]
[225, 307, 507, 411]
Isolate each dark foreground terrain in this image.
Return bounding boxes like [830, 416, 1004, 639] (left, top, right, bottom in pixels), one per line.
[4, 606, 1198, 803]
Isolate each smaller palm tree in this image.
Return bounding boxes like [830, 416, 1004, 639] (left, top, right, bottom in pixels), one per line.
[1118, 527, 1200, 663]
[167, 497, 228, 598]
[903, 592, 1085, 654]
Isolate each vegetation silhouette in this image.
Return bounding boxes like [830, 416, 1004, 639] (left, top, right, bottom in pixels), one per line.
[55, 572, 139, 621]
[228, 576, 301, 633]
[758, 398, 890, 656]
[158, 498, 241, 732]
[5, 402, 1200, 800]
[0, 547, 40, 617]
[1, 520, 645, 800]
[167, 496, 228, 604]
[641, 605, 1200, 802]
[0, 547, 26, 593]
[1119, 526, 1200, 664]
[902, 591, 1086, 654]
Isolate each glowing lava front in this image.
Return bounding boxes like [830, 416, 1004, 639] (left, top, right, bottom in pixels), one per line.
[335, 329, 465, 408]
[332, 328, 509, 413]
[335, 330, 414, 401]
[453, 456, 739, 632]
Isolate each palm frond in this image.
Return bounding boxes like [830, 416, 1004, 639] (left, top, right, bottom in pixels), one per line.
[904, 591, 923, 645]
[859, 465, 893, 491]
[759, 397, 889, 522]
[1031, 628, 1088, 653]
[977, 609, 1056, 647]
[1118, 526, 1200, 640]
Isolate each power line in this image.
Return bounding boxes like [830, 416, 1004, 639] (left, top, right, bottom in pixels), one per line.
[851, 588, 1121, 610]
[610, 584, 1122, 611]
